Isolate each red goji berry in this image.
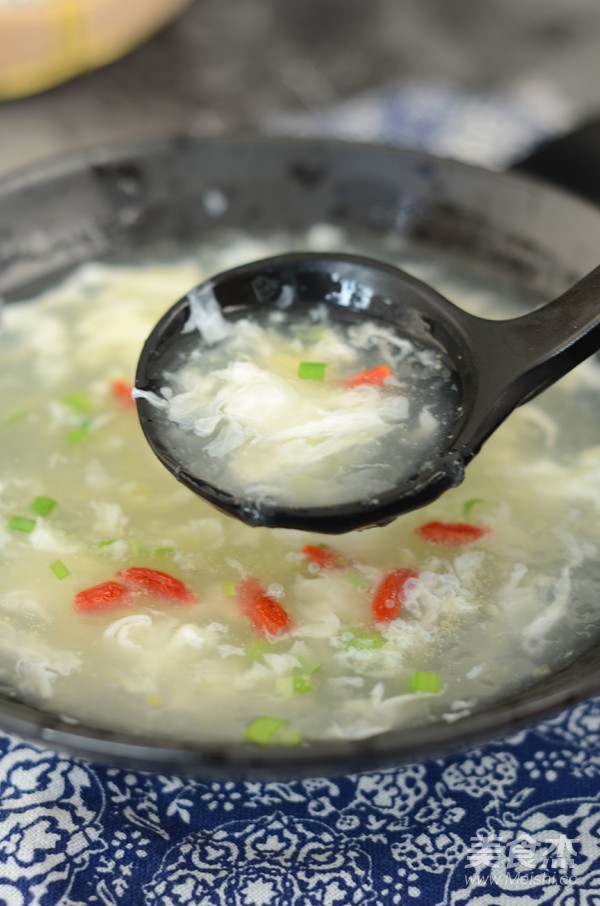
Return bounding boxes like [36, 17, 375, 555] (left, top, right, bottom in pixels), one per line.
[237, 577, 294, 637]
[74, 580, 131, 613]
[116, 567, 197, 604]
[415, 521, 491, 545]
[371, 568, 419, 623]
[344, 365, 392, 389]
[111, 379, 136, 410]
[302, 544, 350, 570]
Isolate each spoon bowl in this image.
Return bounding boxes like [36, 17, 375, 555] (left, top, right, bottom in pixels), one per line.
[135, 252, 600, 533]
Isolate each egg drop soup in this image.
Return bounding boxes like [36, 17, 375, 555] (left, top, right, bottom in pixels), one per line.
[1, 227, 599, 747]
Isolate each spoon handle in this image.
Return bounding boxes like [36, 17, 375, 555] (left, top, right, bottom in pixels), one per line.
[501, 264, 600, 402]
[455, 265, 600, 457]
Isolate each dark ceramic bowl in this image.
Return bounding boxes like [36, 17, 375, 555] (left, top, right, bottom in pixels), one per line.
[0, 136, 599, 778]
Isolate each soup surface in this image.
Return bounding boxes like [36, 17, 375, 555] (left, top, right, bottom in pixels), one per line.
[1, 227, 599, 746]
[136, 296, 460, 513]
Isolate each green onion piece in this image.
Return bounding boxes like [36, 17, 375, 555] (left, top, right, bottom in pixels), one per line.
[274, 725, 303, 746]
[344, 571, 371, 592]
[463, 497, 484, 519]
[247, 639, 273, 660]
[291, 325, 326, 342]
[222, 581, 237, 597]
[96, 539, 127, 558]
[244, 716, 301, 746]
[2, 409, 27, 425]
[345, 630, 385, 651]
[29, 496, 57, 517]
[63, 391, 92, 414]
[292, 674, 314, 694]
[295, 657, 323, 676]
[68, 419, 92, 447]
[153, 545, 175, 558]
[275, 675, 314, 697]
[298, 361, 326, 381]
[8, 516, 36, 534]
[50, 560, 70, 580]
[407, 670, 442, 694]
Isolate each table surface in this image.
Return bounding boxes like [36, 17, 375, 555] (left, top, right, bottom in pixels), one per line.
[1, 0, 600, 176]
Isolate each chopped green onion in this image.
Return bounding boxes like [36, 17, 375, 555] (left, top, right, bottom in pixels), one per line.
[222, 581, 237, 597]
[298, 361, 326, 381]
[2, 409, 27, 425]
[463, 497, 484, 519]
[272, 724, 302, 746]
[344, 570, 371, 592]
[153, 545, 175, 558]
[275, 675, 314, 697]
[29, 496, 57, 517]
[292, 674, 314, 694]
[244, 716, 301, 746]
[247, 639, 273, 660]
[8, 516, 36, 534]
[407, 670, 442, 694]
[63, 391, 92, 414]
[295, 657, 323, 676]
[130, 540, 174, 558]
[50, 560, 70, 580]
[97, 539, 117, 548]
[68, 418, 92, 447]
[345, 630, 385, 651]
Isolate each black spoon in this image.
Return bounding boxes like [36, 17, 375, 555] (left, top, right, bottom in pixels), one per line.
[134, 252, 600, 534]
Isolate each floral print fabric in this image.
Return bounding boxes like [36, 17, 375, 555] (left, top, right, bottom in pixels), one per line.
[0, 695, 598, 905]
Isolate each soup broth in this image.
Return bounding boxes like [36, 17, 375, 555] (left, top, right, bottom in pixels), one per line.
[136, 300, 461, 513]
[0, 229, 599, 746]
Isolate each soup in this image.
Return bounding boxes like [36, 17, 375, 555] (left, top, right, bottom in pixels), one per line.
[136, 297, 460, 513]
[1, 229, 599, 746]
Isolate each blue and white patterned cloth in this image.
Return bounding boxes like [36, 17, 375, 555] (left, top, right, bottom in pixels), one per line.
[3, 80, 599, 906]
[1, 698, 599, 905]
